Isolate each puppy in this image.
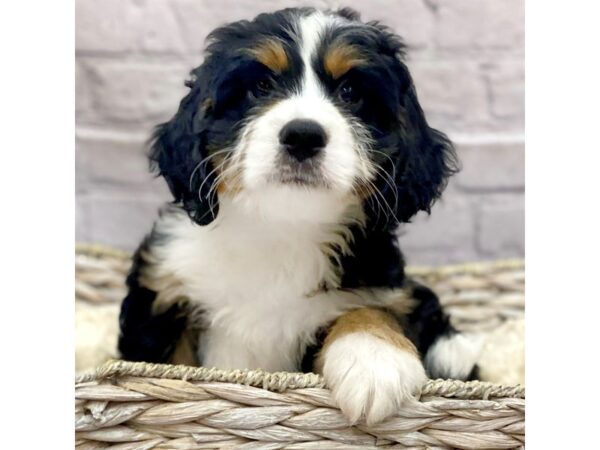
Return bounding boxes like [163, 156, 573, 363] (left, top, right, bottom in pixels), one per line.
[118, 7, 480, 425]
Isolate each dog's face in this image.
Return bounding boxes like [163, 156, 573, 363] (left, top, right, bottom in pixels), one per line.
[151, 7, 457, 228]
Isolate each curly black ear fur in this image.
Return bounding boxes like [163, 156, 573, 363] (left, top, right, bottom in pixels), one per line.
[370, 70, 459, 230]
[394, 83, 459, 223]
[149, 69, 219, 226]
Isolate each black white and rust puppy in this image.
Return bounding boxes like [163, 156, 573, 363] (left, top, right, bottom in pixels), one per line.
[118, 7, 481, 425]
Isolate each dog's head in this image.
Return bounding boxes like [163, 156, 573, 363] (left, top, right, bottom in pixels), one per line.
[151, 7, 458, 228]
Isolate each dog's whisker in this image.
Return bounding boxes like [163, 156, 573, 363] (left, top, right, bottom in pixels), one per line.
[188, 148, 232, 192]
[369, 149, 400, 209]
[352, 183, 384, 225]
[196, 153, 233, 201]
[356, 179, 388, 224]
[351, 143, 399, 225]
[204, 158, 237, 217]
[370, 163, 399, 214]
[362, 176, 401, 225]
[207, 157, 245, 211]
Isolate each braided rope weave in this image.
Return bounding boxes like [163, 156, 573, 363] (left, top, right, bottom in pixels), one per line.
[75, 244, 525, 449]
[77, 360, 525, 400]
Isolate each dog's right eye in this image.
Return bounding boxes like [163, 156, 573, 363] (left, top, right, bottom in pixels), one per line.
[248, 79, 272, 100]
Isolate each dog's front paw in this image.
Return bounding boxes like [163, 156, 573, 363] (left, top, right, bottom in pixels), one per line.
[320, 331, 427, 426]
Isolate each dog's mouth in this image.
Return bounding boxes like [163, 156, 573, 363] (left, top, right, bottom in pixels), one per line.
[270, 170, 325, 188]
[271, 153, 328, 188]
[278, 174, 322, 187]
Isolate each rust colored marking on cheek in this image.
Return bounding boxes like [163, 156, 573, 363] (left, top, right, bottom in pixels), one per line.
[216, 176, 243, 195]
[212, 154, 243, 196]
[248, 39, 289, 73]
[324, 44, 367, 79]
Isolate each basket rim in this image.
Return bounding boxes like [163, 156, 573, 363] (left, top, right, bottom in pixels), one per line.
[76, 359, 524, 400]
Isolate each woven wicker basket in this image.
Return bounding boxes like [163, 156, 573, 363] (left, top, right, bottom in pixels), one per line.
[75, 244, 525, 449]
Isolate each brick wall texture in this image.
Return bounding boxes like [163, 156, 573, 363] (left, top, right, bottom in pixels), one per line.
[75, 0, 524, 265]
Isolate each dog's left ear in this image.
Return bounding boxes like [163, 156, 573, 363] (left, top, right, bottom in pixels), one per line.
[373, 72, 459, 229]
[149, 67, 219, 226]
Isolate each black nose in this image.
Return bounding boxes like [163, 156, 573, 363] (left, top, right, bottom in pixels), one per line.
[279, 119, 327, 162]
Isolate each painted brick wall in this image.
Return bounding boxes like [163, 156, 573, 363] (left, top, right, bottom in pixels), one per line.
[76, 0, 524, 264]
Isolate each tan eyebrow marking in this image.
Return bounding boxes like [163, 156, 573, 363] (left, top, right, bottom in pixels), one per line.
[247, 39, 289, 73]
[324, 44, 367, 79]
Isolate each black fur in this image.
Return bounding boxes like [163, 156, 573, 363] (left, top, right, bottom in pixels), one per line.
[301, 326, 329, 373]
[118, 235, 187, 363]
[340, 227, 406, 289]
[402, 282, 480, 380]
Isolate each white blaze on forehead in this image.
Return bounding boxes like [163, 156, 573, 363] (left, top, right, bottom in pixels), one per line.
[296, 11, 339, 97]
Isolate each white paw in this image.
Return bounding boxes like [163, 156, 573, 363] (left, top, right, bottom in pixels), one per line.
[321, 331, 427, 426]
[424, 332, 484, 380]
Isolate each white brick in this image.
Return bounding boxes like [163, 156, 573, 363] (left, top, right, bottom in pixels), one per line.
[76, 0, 137, 53]
[87, 196, 166, 250]
[76, 136, 171, 197]
[476, 195, 524, 256]
[135, 1, 187, 54]
[435, 0, 524, 50]
[399, 192, 475, 254]
[84, 60, 189, 124]
[76, 0, 186, 54]
[487, 62, 525, 120]
[454, 141, 524, 191]
[408, 60, 489, 133]
[76, 197, 92, 243]
[76, 62, 93, 121]
[75, 139, 89, 195]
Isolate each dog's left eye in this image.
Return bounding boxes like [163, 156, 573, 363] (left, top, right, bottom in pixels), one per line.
[338, 82, 362, 105]
[249, 79, 272, 99]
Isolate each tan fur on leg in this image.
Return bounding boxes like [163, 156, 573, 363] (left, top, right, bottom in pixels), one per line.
[314, 308, 419, 373]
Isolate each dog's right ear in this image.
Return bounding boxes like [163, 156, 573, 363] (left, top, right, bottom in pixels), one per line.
[149, 68, 219, 226]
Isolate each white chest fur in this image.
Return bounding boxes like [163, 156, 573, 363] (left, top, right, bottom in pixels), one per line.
[151, 200, 373, 372]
